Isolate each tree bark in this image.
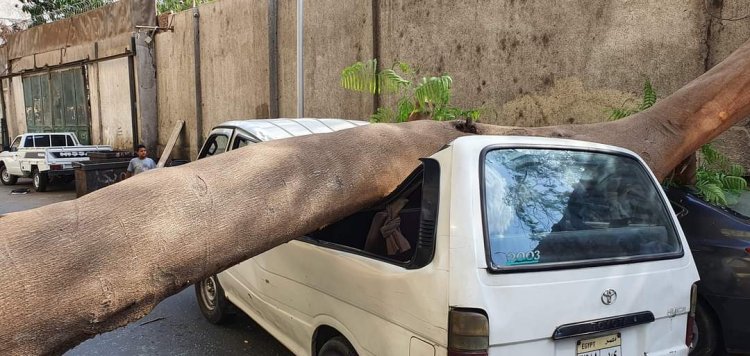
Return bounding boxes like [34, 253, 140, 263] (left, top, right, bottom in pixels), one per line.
[2, 39, 750, 355]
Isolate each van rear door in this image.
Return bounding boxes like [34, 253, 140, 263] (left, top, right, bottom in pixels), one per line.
[449, 141, 699, 356]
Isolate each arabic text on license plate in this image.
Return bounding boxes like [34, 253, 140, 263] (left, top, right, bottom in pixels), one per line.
[576, 333, 621, 356]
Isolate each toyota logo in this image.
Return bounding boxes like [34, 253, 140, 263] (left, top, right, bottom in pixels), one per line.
[601, 289, 617, 305]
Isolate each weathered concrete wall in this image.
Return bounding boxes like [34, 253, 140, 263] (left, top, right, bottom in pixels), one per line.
[154, 0, 749, 162]
[135, 34, 158, 153]
[198, 0, 270, 131]
[276, 0, 374, 118]
[157, 0, 374, 158]
[97, 58, 133, 150]
[8, 77, 23, 138]
[155, 9, 196, 160]
[4, 0, 154, 62]
[156, 0, 271, 160]
[379, 0, 709, 126]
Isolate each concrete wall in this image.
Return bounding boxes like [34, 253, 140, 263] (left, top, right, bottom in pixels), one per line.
[8, 77, 22, 137]
[276, 0, 374, 118]
[154, 8, 197, 159]
[378, 0, 708, 126]
[149, 0, 750, 161]
[97, 58, 133, 149]
[157, 0, 376, 158]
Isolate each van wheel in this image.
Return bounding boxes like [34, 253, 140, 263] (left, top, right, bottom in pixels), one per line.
[0, 165, 17, 185]
[690, 301, 720, 356]
[319, 336, 357, 356]
[32, 169, 48, 192]
[195, 275, 232, 324]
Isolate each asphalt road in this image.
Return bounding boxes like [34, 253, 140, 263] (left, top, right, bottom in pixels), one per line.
[1, 179, 292, 355]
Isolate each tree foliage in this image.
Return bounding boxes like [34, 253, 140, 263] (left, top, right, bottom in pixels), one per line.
[19, 0, 113, 25]
[608, 79, 658, 120]
[157, 0, 212, 13]
[695, 144, 748, 206]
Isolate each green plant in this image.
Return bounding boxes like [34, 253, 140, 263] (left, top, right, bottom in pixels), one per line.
[608, 79, 748, 205]
[608, 79, 657, 120]
[695, 144, 748, 206]
[340, 59, 480, 123]
[20, 0, 115, 25]
[157, 0, 212, 13]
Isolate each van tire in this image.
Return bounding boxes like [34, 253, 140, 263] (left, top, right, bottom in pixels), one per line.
[32, 168, 48, 192]
[691, 301, 720, 356]
[0, 165, 17, 185]
[319, 336, 357, 356]
[195, 275, 232, 324]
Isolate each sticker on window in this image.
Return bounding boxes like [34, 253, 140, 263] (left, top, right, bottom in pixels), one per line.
[503, 250, 541, 266]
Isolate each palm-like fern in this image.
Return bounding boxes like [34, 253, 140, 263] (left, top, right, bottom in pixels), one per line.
[608, 79, 657, 120]
[695, 144, 748, 205]
[341, 59, 479, 123]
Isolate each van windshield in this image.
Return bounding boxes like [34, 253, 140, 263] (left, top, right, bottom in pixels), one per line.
[483, 148, 682, 271]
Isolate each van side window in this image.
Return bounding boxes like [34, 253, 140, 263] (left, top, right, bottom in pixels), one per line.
[24, 136, 34, 148]
[199, 134, 230, 158]
[51, 135, 66, 147]
[304, 169, 429, 266]
[66, 135, 75, 146]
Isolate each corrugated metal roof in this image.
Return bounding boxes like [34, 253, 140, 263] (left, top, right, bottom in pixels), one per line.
[216, 118, 369, 142]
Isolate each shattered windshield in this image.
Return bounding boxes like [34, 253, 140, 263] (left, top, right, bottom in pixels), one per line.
[483, 148, 682, 270]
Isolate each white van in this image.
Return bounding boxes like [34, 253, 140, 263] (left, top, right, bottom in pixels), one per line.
[195, 119, 700, 356]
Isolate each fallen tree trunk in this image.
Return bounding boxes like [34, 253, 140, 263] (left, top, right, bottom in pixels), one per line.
[2, 39, 750, 355]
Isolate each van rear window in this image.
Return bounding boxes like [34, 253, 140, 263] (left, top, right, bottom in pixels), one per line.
[482, 148, 681, 271]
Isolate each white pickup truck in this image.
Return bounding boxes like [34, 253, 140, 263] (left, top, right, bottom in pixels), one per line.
[0, 132, 112, 192]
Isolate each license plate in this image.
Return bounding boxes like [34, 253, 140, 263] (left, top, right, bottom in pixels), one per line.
[576, 333, 621, 356]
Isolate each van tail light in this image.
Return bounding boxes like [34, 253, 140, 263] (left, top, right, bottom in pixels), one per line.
[686, 283, 698, 348]
[448, 308, 489, 356]
[50, 164, 63, 171]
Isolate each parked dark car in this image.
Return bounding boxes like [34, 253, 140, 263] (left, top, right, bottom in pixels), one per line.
[666, 187, 750, 356]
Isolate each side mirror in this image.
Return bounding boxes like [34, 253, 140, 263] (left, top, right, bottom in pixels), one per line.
[2, 145, 9, 152]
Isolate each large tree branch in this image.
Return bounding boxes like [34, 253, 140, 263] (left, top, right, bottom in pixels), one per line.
[2, 39, 750, 355]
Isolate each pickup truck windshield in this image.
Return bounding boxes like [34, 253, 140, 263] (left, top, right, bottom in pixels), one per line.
[483, 148, 681, 271]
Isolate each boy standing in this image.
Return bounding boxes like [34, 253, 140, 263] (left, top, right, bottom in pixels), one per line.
[126, 144, 156, 178]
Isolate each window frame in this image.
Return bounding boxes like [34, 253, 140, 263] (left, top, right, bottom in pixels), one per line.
[299, 158, 441, 270]
[10, 136, 21, 151]
[50, 134, 67, 147]
[479, 145, 684, 274]
[230, 132, 256, 150]
[198, 129, 232, 159]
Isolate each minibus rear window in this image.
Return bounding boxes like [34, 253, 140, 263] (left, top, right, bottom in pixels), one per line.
[482, 148, 682, 271]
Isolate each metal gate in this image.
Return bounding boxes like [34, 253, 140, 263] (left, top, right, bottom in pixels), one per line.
[22, 67, 91, 144]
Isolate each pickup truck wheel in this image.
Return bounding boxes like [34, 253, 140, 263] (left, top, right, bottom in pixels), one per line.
[0, 165, 17, 185]
[195, 275, 232, 324]
[32, 169, 48, 192]
[319, 336, 357, 356]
